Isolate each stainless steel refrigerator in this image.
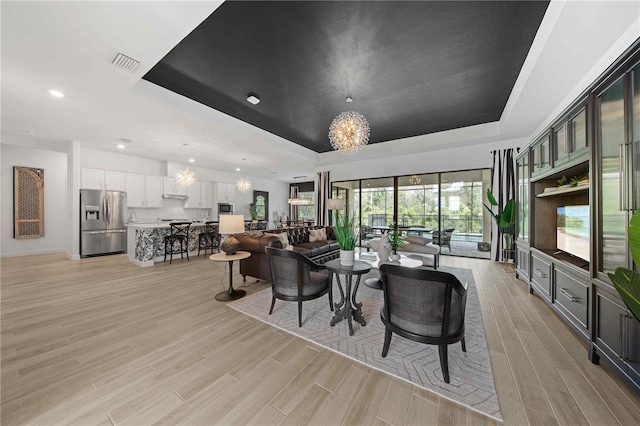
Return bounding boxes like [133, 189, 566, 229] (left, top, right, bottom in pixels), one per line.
[80, 189, 127, 257]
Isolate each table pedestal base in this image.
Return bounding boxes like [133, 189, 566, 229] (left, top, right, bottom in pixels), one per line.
[215, 289, 246, 301]
[365, 277, 382, 289]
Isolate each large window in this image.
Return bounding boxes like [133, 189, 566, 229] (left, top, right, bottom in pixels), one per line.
[298, 191, 315, 219]
[332, 168, 491, 258]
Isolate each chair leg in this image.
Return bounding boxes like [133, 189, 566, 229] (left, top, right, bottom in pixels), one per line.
[381, 328, 392, 357]
[164, 240, 168, 262]
[185, 239, 189, 262]
[461, 335, 466, 352]
[269, 296, 276, 315]
[439, 344, 450, 383]
[298, 300, 303, 327]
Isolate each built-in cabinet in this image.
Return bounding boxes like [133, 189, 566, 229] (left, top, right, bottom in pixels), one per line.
[125, 174, 162, 208]
[217, 182, 236, 202]
[516, 40, 640, 394]
[81, 168, 126, 191]
[185, 181, 213, 209]
[162, 177, 188, 196]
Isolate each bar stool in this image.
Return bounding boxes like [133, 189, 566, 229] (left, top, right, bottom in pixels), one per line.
[164, 222, 191, 264]
[197, 221, 219, 257]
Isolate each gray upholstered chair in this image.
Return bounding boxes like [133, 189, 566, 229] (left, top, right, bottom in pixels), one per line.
[266, 247, 333, 327]
[379, 264, 467, 383]
[432, 227, 455, 252]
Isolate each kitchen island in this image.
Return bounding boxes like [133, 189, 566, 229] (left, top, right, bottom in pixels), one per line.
[127, 222, 210, 267]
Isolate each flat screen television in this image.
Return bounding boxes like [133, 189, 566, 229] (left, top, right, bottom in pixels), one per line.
[557, 205, 590, 263]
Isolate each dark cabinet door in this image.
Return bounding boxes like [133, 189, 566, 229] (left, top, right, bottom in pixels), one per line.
[596, 290, 627, 364]
[596, 76, 629, 276]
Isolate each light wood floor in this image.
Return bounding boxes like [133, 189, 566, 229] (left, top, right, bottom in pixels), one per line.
[1, 252, 639, 425]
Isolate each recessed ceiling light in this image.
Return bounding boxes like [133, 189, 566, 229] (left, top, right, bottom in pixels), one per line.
[236, 167, 240, 172]
[117, 144, 126, 149]
[247, 93, 260, 105]
[189, 158, 195, 163]
[48, 90, 64, 98]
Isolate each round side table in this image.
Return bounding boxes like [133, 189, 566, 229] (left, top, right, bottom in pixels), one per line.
[210, 251, 251, 301]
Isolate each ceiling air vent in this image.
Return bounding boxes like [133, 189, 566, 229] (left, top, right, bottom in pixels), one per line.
[111, 52, 140, 73]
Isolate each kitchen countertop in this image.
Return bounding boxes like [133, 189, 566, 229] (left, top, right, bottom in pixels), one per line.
[127, 222, 208, 229]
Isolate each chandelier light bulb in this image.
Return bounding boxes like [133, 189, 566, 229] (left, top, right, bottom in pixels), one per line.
[175, 168, 196, 187]
[328, 111, 370, 154]
[236, 177, 252, 193]
[409, 175, 421, 185]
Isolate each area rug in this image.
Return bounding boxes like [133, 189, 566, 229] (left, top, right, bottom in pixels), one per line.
[228, 266, 501, 420]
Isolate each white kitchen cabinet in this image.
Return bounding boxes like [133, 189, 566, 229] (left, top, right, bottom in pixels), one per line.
[126, 174, 162, 208]
[216, 182, 236, 202]
[186, 181, 214, 208]
[81, 168, 126, 191]
[200, 181, 213, 208]
[162, 177, 188, 196]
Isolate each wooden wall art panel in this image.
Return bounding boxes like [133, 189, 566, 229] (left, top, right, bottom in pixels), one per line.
[14, 166, 44, 239]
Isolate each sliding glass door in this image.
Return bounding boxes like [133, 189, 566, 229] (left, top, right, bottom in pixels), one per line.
[331, 168, 491, 258]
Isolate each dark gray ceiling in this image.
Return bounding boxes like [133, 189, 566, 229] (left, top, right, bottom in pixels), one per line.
[144, 1, 548, 153]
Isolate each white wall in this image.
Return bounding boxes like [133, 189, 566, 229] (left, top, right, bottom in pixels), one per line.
[1, 144, 68, 257]
[81, 148, 166, 175]
[322, 137, 525, 182]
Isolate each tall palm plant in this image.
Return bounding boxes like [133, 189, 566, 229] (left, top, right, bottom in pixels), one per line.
[483, 188, 515, 249]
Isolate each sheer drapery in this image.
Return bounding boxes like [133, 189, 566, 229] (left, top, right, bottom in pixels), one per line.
[316, 171, 330, 226]
[490, 148, 517, 261]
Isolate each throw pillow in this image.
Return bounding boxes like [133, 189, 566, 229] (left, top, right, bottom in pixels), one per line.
[405, 236, 430, 245]
[285, 244, 294, 251]
[275, 232, 289, 247]
[309, 228, 327, 242]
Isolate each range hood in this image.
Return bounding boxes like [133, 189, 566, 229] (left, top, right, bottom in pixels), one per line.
[162, 193, 189, 200]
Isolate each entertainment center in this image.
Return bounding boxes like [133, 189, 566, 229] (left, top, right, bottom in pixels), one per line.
[515, 39, 640, 394]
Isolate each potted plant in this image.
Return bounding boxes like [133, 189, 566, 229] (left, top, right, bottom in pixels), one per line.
[249, 204, 258, 220]
[333, 211, 359, 266]
[608, 210, 640, 322]
[388, 222, 406, 261]
[483, 188, 515, 251]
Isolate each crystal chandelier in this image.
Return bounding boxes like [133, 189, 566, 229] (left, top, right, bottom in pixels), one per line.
[236, 177, 252, 193]
[175, 168, 196, 187]
[288, 197, 311, 206]
[328, 110, 370, 154]
[409, 175, 421, 185]
[288, 176, 312, 205]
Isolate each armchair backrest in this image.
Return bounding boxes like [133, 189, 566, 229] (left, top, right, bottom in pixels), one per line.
[379, 265, 467, 339]
[266, 247, 318, 295]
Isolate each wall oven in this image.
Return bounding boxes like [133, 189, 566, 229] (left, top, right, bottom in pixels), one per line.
[218, 202, 234, 215]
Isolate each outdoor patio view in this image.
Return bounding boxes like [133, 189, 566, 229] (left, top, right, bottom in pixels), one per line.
[333, 169, 492, 259]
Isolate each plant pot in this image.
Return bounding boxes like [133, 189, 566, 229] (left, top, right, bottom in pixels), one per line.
[389, 253, 401, 262]
[340, 250, 355, 266]
[503, 234, 514, 250]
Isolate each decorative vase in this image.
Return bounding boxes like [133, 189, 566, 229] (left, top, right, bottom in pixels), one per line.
[340, 249, 355, 266]
[377, 234, 391, 261]
[389, 252, 401, 262]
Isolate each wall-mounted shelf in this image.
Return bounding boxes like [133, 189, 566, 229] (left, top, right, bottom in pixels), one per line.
[536, 184, 589, 198]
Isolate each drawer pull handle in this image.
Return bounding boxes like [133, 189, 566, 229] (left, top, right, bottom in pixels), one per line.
[559, 288, 579, 302]
[534, 269, 547, 278]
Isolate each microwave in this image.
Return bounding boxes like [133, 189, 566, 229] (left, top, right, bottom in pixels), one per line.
[218, 203, 234, 215]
